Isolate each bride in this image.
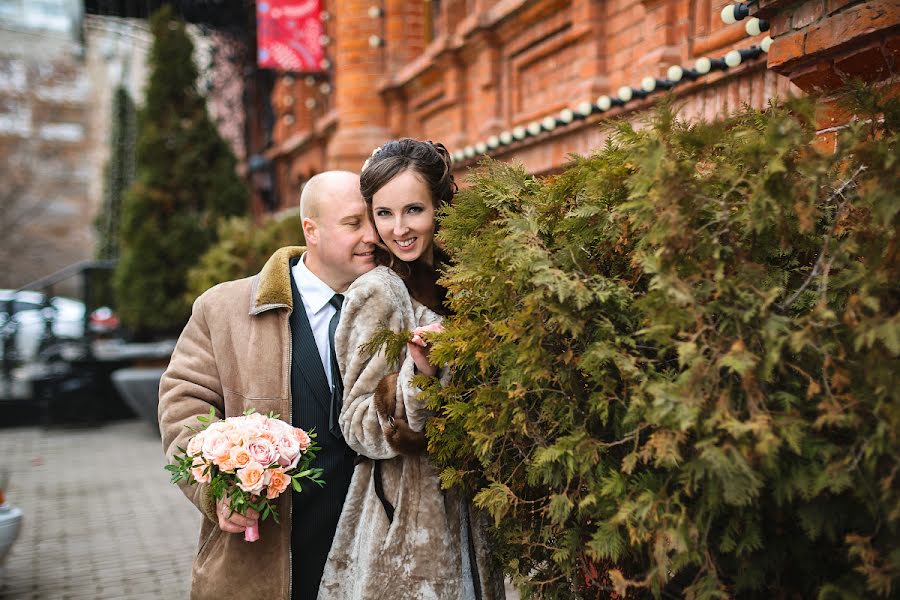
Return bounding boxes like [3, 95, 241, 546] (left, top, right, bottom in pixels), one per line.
[318, 139, 505, 600]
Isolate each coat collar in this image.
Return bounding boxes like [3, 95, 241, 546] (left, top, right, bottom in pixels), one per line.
[249, 246, 306, 315]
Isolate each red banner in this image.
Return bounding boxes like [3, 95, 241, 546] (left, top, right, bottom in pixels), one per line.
[257, 0, 324, 72]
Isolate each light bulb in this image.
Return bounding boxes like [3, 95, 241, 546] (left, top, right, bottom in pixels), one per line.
[597, 95, 612, 111]
[721, 4, 736, 24]
[725, 50, 742, 67]
[464, 146, 475, 158]
[487, 135, 500, 148]
[695, 57, 712, 74]
[667, 65, 684, 81]
[760, 36, 773, 53]
[475, 142, 488, 154]
[542, 116, 557, 131]
[618, 86, 633, 102]
[513, 126, 527, 140]
[499, 131, 513, 144]
[576, 101, 593, 116]
[641, 77, 656, 92]
[745, 17, 761, 36]
[559, 108, 574, 123]
[527, 121, 542, 136]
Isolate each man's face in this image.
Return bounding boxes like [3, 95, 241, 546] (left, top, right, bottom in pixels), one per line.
[306, 191, 377, 291]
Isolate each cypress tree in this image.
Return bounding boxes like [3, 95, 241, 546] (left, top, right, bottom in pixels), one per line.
[96, 85, 136, 260]
[114, 5, 247, 336]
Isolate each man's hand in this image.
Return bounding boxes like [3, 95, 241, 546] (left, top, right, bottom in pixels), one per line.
[408, 323, 445, 377]
[216, 497, 259, 534]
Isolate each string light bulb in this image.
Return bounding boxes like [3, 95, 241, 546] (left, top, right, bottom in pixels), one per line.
[745, 17, 769, 36]
[512, 126, 527, 140]
[499, 131, 513, 144]
[487, 135, 500, 149]
[760, 36, 773, 52]
[618, 86, 634, 102]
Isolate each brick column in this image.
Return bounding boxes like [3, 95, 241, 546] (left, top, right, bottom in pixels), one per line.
[761, 0, 900, 94]
[326, 0, 391, 172]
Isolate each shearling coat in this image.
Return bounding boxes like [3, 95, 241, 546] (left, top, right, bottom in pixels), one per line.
[318, 266, 506, 600]
[159, 246, 310, 599]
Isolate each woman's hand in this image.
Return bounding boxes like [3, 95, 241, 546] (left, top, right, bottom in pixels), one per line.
[407, 323, 445, 377]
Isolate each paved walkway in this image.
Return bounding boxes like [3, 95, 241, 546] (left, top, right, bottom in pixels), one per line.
[0, 420, 200, 599]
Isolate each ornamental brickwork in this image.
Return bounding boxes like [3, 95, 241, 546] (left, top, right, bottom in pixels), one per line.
[255, 0, 898, 215]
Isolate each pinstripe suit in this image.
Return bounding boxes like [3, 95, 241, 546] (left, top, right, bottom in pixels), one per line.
[288, 257, 356, 600]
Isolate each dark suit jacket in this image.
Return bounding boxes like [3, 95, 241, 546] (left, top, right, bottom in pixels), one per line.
[288, 257, 356, 600]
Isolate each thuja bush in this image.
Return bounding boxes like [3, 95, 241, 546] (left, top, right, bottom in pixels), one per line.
[421, 90, 899, 599]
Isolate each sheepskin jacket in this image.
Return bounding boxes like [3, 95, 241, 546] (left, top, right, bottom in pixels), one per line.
[159, 246, 305, 599]
[318, 266, 506, 600]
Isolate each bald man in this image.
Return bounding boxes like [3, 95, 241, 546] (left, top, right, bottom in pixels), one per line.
[159, 171, 378, 599]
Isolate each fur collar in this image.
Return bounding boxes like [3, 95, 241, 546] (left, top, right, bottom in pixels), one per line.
[251, 246, 306, 314]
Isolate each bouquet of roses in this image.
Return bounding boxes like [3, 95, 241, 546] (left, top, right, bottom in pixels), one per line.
[166, 408, 324, 542]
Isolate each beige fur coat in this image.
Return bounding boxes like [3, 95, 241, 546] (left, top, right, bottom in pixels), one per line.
[318, 267, 505, 600]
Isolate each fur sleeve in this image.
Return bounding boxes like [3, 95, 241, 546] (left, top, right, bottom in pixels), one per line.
[394, 301, 445, 433]
[334, 267, 426, 458]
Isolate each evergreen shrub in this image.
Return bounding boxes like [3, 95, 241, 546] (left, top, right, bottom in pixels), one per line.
[422, 90, 899, 599]
[185, 213, 302, 301]
[113, 6, 247, 336]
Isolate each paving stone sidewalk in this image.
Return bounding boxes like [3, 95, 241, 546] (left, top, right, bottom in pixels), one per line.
[0, 420, 201, 599]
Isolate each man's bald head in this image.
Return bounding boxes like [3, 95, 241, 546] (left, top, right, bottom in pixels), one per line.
[299, 170, 361, 221]
[300, 170, 376, 292]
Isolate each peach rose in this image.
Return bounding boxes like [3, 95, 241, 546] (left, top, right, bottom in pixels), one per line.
[229, 445, 252, 469]
[201, 431, 233, 464]
[247, 439, 279, 467]
[236, 461, 266, 493]
[257, 429, 278, 445]
[293, 427, 312, 452]
[265, 467, 291, 499]
[191, 460, 211, 484]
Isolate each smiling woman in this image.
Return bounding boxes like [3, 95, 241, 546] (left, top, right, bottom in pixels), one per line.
[371, 171, 436, 265]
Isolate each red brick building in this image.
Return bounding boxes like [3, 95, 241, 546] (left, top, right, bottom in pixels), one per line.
[255, 0, 898, 215]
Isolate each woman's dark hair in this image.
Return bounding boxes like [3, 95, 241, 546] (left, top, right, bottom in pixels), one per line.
[359, 138, 456, 314]
[360, 138, 457, 211]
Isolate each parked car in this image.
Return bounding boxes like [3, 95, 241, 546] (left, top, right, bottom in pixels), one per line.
[0, 476, 23, 581]
[0, 290, 85, 363]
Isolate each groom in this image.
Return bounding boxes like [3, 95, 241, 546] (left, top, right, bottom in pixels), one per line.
[159, 171, 378, 599]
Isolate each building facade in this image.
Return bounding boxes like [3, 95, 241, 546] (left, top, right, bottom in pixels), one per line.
[257, 0, 795, 214]
[253, 0, 898, 215]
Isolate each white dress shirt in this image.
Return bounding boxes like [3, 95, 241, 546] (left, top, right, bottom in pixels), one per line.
[291, 253, 339, 390]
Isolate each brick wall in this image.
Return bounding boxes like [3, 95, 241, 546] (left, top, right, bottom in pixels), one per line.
[258, 0, 895, 213]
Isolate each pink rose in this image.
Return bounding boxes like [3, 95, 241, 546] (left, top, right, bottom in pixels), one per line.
[246, 439, 279, 467]
[265, 467, 290, 499]
[236, 461, 266, 493]
[276, 434, 301, 468]
[201, 431, 233, 464]
[293, 427, 311, 452]
[186, 432, 204, 457]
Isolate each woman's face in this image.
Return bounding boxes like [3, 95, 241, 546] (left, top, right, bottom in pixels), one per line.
[371, 169, 435, 263]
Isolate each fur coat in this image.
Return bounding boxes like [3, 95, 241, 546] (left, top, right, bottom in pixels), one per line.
[318, 266, 505, 600]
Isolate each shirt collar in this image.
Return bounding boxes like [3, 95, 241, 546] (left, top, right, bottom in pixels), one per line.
[291, 253, 337, 315]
